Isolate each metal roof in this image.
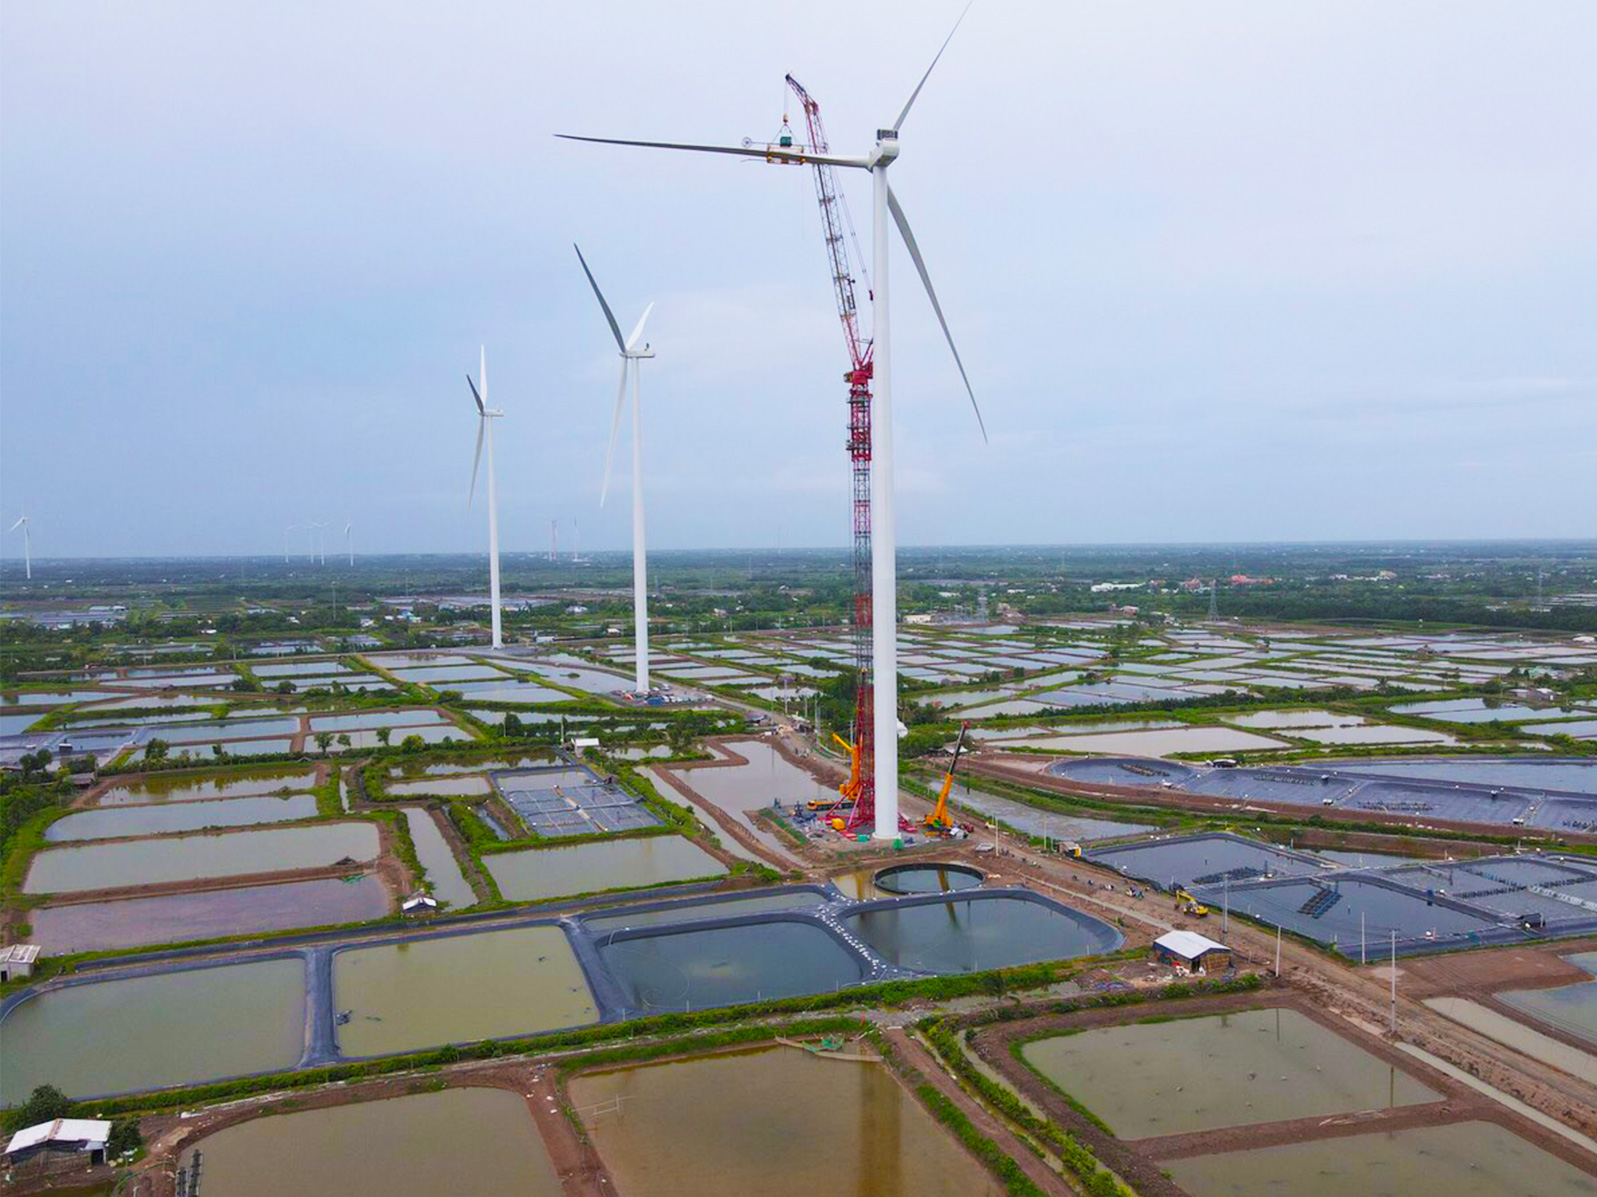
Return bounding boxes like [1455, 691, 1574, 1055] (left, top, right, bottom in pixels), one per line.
[6, 1119, 112, 1156]
[1154, 930, 1228, 960]
[0, 943, 39, 964]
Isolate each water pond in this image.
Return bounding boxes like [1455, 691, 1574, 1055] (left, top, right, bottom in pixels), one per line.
[96, 767, 320, 804]
[844, 895, 1120, 973]
[308, 710, 445, 732]
[584, 889, 827, 931]
[25, 821, 380, 893]
[599, 919, 861, 1012]
[25, 876, 390, 955]
[46, 794, 319, 841]
[181, 1087, 562, 1197]
[402, 808, 476, 908]
[0, 958, 305, 1101]
[569, 1046, 1003, 1197]
[1500, 951, 1597, 1050]
[388, 775, 492, 797]
[949, 782, 1153, 842]
[334, 925, 595, 1055]
[485, 836, 727, 903]
[1020, 1007, 1437, 1138]
[1026, 726, 1285, 756]
[1166, 1119, 1597, 1197]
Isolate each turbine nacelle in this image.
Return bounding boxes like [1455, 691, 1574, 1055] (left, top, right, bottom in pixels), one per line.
[868, 132, 901, 167]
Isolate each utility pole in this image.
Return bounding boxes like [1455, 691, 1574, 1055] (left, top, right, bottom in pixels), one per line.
[1389, 931, 1398, 1035]
[1274, 924, 1281, 977]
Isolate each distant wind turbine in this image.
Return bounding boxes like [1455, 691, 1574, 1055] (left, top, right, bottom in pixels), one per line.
[559, 4, 986, 836]
[8, 513, 31, 580]
[465, 347, 505, 649]
[344, 522, 354, 567]
[283, 523, 299, 565]
[574, 243, 655, 693]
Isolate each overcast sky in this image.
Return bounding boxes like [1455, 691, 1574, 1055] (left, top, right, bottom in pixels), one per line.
[2, 0, 1594, 560]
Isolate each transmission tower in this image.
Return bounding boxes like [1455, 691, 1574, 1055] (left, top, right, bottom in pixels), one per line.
[1208, 580, 1219, 620]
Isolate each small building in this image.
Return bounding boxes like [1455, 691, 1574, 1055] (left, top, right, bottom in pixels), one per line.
[0, 943, 40, 982]
[5, 1118, 112, 1167]
[1153, 930, 1231, 974]
[401, 894, 438, 914]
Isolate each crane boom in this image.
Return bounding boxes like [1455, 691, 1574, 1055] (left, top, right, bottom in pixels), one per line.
[783, 73, 879, 833]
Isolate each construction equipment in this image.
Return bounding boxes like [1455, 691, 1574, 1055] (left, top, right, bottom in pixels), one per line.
[1175, 888, 1210, 917]
[783, 74, 878, 834]
[1060, 840, 1083, 859]
[925, 723, 972, 837]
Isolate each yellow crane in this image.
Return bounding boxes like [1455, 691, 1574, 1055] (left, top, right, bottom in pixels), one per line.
[926, 722, 971, 836]
[808, 732, 860, 816]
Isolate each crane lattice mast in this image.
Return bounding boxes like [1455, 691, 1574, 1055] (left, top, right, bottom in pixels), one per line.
[784, 74, 877, 830]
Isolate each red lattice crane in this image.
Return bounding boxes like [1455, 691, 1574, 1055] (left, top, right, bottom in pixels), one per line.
[781, 74, 877, 830]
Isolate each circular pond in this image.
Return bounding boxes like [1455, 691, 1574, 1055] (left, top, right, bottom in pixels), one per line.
[843, 894, 1123, 974]
[873, 863, 984, 896]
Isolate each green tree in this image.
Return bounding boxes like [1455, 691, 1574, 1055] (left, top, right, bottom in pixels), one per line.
[376, 728, 391, 747]
[144, 738, 169, 762]
[314, 732, 333, 754]
[3, 1084, 71, 1133]
[107, 1119, 143, 1157]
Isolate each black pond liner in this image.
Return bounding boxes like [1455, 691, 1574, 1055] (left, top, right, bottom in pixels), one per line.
[873, 862, 985, 895]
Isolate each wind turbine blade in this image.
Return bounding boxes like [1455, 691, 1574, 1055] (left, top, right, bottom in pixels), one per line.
[557, 133, 868, 170]
[893, 0, 973, 133]
[887, 184, 987, 443]
[599, 360, 629, 507]
[7, 517, 23, 532]
[468, 417, 485, 508]
[574, 244, 626, 353]
[625, 302, 655, 352]
[466, 373, 485, 415]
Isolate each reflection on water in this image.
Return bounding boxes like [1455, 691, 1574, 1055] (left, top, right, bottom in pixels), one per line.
[183, 1088, 562, 1197]
[1022, 1008, 1437, 1138]
[845, 896, 1119, 973]
[599, 920, 861, 1012]
[402, 808, 476, 908]
[0, 959, 305, 1101]
[570, 1046, 1002, 1197]
[96, 767, 320, 804]
[485, 836, 726, 903]
[25, 822, 380, 893]
[1168, 1120, 1597, 1197]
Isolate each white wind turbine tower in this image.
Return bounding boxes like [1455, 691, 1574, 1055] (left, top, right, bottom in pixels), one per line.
[574, 244, 656, 694]
[283, 523, 299, 565]
[465, 347, 505, 649]
[8, 513, 31, 580]
[344, 522, 354, 567]
[559, 5, 986, 837]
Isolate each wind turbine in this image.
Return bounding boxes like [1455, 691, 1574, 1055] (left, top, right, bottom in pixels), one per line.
[465, 347, 505, 649]
[559, 5, 986, 837]
[574, 244, 656, 694]
[8, 513, 31, 580]
[344, 522, 354, 567]
[283, 523, 299, 565]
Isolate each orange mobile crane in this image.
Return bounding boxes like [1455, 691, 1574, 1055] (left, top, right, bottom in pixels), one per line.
[926, 723, 973, 837]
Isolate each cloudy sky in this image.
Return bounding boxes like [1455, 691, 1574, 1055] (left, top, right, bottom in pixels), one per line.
[2, 0, 1593, 559]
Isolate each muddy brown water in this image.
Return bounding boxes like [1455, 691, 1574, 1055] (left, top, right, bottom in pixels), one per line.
[1020, 1007, 1438, 1138]
[180, 1087, 562, 1196]
[46, 794, 319, 841]
[1166, 1120, 1597, 1196]
[333, 925, 597, 1056]
[569, 1046, 1003, 1197]
[95, 767, 320, 804]
[485, 835, 726, 903]
[24, 821, 380, 893]
[402, 808, 475, 909]
[26, 875, 391, 954]
[0, 958, 305, 1101]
